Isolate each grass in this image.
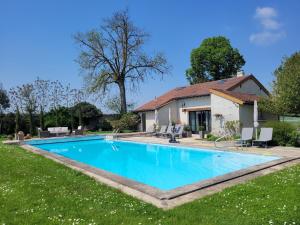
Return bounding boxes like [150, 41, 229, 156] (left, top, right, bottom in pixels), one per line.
[0, 141, 299, 225]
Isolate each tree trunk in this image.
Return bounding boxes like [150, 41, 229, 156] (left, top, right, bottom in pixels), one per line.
[39, 106, 44, 130]
[70, 109, 74, 130]
[55, 109, 58, 127]
[78, 107, 82, 126]
[118, 81, 127, 114]
[0, 110, 3, 134]
[15, 107, 20, 134]
[28, 110, 34, 135]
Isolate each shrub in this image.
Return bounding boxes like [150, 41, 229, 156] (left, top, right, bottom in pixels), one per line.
[110, 113, 140, 131]
[99, 118, 113, 131]
[206, 133, 219, 141]
[183, 125, 191, 132]
[264, 121, 298, 146]
[225, 120, 241, 136]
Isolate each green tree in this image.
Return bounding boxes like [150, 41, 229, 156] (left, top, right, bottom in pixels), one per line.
[72, 102, 102, 129]
[70, 89, 85, 128]
[75, 9, 169, 114]
[186, 36, 245, 84]
[0, 84, 10, 134]
[260, 52, 300, 116]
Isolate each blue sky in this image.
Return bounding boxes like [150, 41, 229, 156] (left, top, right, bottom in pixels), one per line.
[0, 0, 299, 111]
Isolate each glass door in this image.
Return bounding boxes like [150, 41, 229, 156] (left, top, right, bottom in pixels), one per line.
[189, 110, 211, 133]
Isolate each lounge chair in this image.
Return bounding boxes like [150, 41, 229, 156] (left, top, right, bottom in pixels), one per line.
[252, 128, 273, 148]
[236, 127, 253, 147]
[146, 125, 155, 133]
[38, 128, 50, 138]
[155, 125, 167, 137]
[162, 124, 174, 138]
[174, 125, 183, 138]
[72, 126, 84, 135]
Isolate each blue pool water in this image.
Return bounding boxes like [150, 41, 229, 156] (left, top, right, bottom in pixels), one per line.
[28, 137, 279, 190]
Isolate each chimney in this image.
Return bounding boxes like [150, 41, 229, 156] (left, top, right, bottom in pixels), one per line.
[236, 70, 245, 77]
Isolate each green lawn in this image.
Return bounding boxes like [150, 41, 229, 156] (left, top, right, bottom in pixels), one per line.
[0, 141, 299, 225]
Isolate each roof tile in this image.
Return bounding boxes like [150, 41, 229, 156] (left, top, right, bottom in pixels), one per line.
[135, 75, 259, 111]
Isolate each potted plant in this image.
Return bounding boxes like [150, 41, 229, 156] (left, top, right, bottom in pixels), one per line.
[198, 126, 205, 139]
[183, 125, 192, 137]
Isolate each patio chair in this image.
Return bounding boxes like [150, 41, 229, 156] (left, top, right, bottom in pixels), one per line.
[155, 125, 167, 137]
[162, 124, 174, 138]
[235, 127, 253, 147]
[252, 128, 273, 148]
[72, 126, 84, 135]
[146, 125, 155, 133]
[174, 125, 184, 138]
[38, 128, 50, 138]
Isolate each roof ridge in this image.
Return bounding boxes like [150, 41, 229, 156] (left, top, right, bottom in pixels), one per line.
[135, 74, 260, 112]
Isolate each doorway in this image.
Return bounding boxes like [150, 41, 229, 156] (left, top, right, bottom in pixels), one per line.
[188, 110, 211, 133]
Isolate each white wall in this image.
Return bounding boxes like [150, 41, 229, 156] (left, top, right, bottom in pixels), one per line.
[232, 79, 268, 97]
[177, 96, 211, 125]
[145, 111, 155, 131]
[239, 104, 254, 128]
[156, 101, 178, 126]
[210, 94, 240, 135]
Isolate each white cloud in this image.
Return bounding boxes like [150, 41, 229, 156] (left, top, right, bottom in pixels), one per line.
[255, 7, 277, 19]
[249, 31, 286, 45]
[250, 7, 285, 45]
[254, 7, 281, 30]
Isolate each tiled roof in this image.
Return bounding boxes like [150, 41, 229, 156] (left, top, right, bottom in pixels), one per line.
[210, 89, 260, 104]
[135, 75, 261, 111]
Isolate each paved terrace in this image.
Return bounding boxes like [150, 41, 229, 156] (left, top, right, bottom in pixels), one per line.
[119, 135, 300, 158]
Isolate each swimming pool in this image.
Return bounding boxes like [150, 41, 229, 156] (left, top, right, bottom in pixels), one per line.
[27, 136, 279, 190]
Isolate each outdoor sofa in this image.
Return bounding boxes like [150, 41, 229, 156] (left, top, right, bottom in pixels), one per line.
[47, 127, 70, 136]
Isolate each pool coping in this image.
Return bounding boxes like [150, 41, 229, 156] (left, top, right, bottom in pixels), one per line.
[21, 142, 300, 209]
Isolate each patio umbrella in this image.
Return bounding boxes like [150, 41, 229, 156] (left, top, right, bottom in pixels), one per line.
[169, 107, 172, 124]
[154, 109, 158, 125]
[254, 100, 259, 139]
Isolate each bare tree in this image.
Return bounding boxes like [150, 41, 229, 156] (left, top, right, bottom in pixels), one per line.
[75, 9, 169, 114]
[105, 95, 135, 114]
[9, 87, 22, 134]
[20, 84, 37, 135]
[10, 84, 37, 135]
[34, 78, 50, 130]
[49, 80, 64, 126]
[70, 88, 86, 127]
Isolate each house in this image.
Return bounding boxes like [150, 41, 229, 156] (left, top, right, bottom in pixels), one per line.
[134, 73, 277, 135]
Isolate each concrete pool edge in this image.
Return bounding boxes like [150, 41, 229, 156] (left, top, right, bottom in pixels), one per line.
[21, 144, 300, 209]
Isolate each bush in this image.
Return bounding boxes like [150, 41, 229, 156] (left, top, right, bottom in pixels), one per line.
[206, 133, 219, 141]
[110, 113, 140, 131]
[99, 118, 113, 131]
[225, 120, 241, 136]
[264, 121, 299, 146]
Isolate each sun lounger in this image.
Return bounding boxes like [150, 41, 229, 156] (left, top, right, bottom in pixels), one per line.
[156, 125, 167, 137]
[252, 128, 273, 148]
[162, 124, 173, 137]
[146, 125, 155, 133]
[236, 127, 253, 147]
[174, 125, 183, 138]
[72, 126, 84, 135]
